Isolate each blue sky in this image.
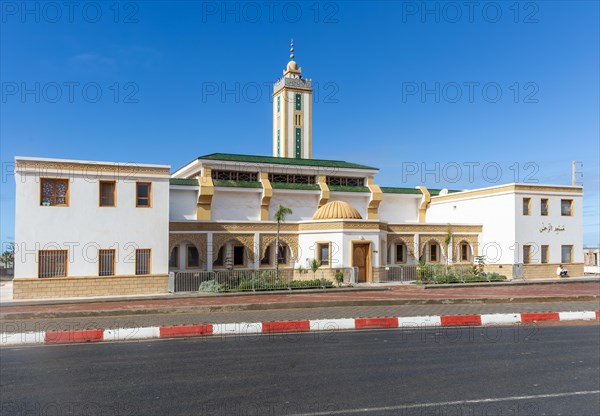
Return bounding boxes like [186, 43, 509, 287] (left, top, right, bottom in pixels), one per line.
[1, 1, 598, 247]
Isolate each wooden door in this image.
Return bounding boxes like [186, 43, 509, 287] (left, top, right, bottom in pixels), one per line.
[353, 243, 369, 283]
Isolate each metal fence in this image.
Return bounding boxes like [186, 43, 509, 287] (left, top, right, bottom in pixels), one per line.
[376, 266, 419, 283]
[376, 264, 507, 284]
[169, 268, 357, 293]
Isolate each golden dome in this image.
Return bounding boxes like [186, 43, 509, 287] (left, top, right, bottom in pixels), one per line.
[312, 201, 362, 220]
[286, 60, 299, 72]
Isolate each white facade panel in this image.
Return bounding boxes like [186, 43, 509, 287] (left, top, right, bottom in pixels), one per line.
[14, 170, 170, 278]
[269, 191, 320, 221]
[379, 194, 421, 223]
[211, 189, 261, 221]
[169, 188, 197, 221]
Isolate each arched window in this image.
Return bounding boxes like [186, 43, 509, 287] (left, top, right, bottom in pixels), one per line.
[169, 246, 179, 268]
[187, 245, 200, 268]
[396, 243, 407, 263]
[460, 242, 472, 262]
[429, 242, 440, 263]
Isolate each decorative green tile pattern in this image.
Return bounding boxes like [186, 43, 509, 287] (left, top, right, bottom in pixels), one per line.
[170, 178, 199, 186]
[328, 185, 370, 193]
[213, 179, 262, 188]
[271, 183, 320, 191]
[194, 153, 377, 170]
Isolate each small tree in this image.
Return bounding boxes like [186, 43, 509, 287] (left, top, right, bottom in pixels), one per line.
[274, 205, 293, 278]
[1, 243, 14, 269]
[309, 258, 321, 279]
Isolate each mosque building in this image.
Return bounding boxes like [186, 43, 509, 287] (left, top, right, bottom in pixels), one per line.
[12, 42, 583, 298]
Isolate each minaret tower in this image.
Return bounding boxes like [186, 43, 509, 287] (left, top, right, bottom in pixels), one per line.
[273, 39, 313, 159]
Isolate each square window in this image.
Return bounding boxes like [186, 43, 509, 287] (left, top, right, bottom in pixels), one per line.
[523, 245, 531, 264]
[136, 182, 151, 207]
[541, 199, 549, 216]
[522, 198, 531, 215]
[318, 243, 330, 266]
[99, 181, 116, 207]
[561, 245, 572, 263]
[99, 249, 115, 276]
[38, 250, 68, 278]
[135, 249, 151, 275]
[561, 199, 572, 216]
[541, 245, 549, 264]
[40, 178, 69, 206]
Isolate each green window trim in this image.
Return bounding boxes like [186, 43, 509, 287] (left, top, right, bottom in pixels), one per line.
[277, 129, 281, 157]
[277, 96, 280, 113]
[295, 128, 302, 159]
[295, 93, 301, 111]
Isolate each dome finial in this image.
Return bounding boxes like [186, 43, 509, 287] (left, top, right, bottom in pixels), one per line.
[289, 38, 294, 60]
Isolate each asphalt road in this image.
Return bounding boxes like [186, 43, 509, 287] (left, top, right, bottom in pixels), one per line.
[1, 325, 599, 416]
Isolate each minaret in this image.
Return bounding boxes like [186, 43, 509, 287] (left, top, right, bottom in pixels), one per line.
[273, 39, 313, 159]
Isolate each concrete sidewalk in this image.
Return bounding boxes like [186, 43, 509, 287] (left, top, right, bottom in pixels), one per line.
[1, 281, 598, 320]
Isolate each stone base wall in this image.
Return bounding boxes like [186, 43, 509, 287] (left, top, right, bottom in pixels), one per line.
[484, 263, 585, 279]
[483, 264, 514, 278]
[13, 275, 169, 300]
[522, 263, 584, 279]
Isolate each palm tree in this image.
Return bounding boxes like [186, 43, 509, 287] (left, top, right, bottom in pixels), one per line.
[443, 225, 453, 269]
[274, 204, 293, 278]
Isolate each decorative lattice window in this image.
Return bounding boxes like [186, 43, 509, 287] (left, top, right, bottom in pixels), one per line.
[326, 177, 365, 187]
[268, 174, 315, 184]
[41, 178, 68, 206]
[211, 170, 257, 182]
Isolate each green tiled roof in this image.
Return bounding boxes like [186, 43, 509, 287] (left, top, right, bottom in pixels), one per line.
[170, 178, 198, 186]
[213, 179, 262, 189]
[381, 187, 462, 195]
[196, 153, 378, 170]
[271, 183, 320, 191]
[328, 185, 370, 193]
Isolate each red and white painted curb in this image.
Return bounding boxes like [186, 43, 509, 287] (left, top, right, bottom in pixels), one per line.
[2, 311, 598, 346]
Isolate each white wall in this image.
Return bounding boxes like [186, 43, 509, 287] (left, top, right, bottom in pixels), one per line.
[15, 170, 170, 278]
[269, 190, 320, 221]
[169, 187, 197, 220]
[427, 190, 583, 265]
[329, 193, 370, 219]
[427, 193, 516, 264]
[514, 193, 583, 263]
[211, 189, 261, 221]
[379, 194, 420, 223]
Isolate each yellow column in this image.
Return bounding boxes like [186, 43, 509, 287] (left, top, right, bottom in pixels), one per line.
[367, 176, 383, 220]
[417, 186, 431, 223]
[317, 175, 329, 207]
[196, 167, 214, 220]
[259, 172, 272, 221]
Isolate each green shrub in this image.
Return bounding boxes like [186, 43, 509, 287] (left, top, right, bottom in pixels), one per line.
[198, 280, 222, 292]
